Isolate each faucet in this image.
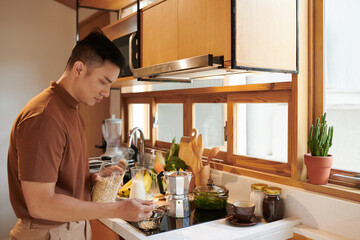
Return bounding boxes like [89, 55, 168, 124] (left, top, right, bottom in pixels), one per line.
[128, 127, 145, 167]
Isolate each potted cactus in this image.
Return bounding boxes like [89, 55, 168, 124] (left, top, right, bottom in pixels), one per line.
[304, 112, 334, 185]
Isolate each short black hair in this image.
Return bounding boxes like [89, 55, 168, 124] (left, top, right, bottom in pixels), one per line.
[66, 31, 125, 71]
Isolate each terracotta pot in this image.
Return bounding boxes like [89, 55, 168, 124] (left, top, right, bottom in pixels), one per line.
[304, 153, 333, 185]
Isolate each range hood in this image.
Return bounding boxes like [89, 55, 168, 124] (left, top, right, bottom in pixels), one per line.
[128, 33, 244, 83]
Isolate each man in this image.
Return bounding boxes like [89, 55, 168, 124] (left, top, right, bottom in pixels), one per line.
[7, 31, 155, 240]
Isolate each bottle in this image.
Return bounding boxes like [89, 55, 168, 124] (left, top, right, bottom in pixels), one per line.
[262, 187, 284, 222]
[249, 183, 268, 217]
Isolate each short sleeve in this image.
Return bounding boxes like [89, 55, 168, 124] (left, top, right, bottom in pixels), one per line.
[17, 115, 66, 182]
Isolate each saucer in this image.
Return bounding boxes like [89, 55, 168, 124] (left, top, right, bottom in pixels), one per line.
[225, 215, 261, 227]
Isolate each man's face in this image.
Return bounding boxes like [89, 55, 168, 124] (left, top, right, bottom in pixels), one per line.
[75, 60, 120, 106]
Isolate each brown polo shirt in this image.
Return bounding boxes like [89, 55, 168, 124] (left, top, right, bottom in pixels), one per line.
[7, 81, 91, 225]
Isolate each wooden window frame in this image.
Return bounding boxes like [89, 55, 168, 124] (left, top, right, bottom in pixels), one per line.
[227, 89, 292, 177]
[123, 97, 153, 146]
[122, 82, 295, 175]
[312, 0, 360, 189]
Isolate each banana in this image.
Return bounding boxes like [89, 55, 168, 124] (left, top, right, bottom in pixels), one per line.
[143, 171, 152, 194]
[118, 179, 132, 197]
[118, 171, 153, 197]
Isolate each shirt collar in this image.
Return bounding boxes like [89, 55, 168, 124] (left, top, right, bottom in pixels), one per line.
[49, 81, 79, 109]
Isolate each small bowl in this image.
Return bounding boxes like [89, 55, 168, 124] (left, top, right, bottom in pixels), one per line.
[137, 209, 164, 231]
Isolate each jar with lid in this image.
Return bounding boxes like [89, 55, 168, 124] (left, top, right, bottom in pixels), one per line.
[92, 162, 125, 203]
[262, 187, 284, 222]
[193, 179, 229, 210]
[249, 183, 268, 217]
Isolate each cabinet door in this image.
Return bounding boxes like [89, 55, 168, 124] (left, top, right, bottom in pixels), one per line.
[141, 0, 178, 67]
[234, 0, 297, 73]
[177, 0, 231, 61]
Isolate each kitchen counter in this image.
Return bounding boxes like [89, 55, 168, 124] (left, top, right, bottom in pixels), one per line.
[99, 216, 301, 240]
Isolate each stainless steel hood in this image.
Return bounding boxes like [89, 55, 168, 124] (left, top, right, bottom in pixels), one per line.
[128, 33, 230, 83]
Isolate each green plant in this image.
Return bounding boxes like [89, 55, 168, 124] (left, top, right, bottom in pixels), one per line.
[307, 112, 334, 156]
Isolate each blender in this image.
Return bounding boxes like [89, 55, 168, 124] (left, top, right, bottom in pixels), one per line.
[101, 114, 122, 157]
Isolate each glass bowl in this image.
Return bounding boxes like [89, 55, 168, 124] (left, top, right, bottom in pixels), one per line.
[137, 208, 164, 231]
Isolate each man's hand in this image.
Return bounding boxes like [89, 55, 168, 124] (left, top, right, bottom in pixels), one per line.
[90, 164, 124, 185]
[117, 198, 155, 222]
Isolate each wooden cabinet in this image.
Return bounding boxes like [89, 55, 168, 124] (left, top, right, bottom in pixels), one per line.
[141, 0, 231, 67]
[141, 0, 178, 67]
[141, 0, 297, 72]
[90, 220, 123, 240]
[233, 0, 297, 73]
[177, 0, 231, 61]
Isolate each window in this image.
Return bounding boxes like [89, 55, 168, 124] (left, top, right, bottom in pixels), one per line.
[314, 0, 360, 186]
[194, 103, 227, 150]
[234, 103, 288, 163]
[128, 103, 150, 139]
[122, 73, 292, 177]
[156, 103, 183, 142]
[324, 0, 360, 172]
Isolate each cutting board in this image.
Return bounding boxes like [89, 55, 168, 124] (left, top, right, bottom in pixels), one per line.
[178, 129, 199, 173]
[178, 129, 205, 190]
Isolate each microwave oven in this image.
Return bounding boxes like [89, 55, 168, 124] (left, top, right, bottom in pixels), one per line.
[112, 32, 139, 78]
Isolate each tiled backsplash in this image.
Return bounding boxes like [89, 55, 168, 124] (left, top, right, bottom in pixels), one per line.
[211, 169, 360, 240]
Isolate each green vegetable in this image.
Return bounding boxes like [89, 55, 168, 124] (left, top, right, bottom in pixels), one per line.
[166, 138, 179, 161]
[165, 156, 187, 171]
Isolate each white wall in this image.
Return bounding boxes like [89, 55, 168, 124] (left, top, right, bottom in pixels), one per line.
[212, 169, 360, 240]
[0, 0, 75, 239]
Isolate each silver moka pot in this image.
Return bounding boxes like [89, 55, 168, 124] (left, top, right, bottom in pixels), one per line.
[167, 170, 192, 218]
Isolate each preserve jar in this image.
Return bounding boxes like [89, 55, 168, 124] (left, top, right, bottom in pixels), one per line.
[249, 183, 268, 217]
[262, 187, 284, 222]
[193, 179, 229, 210]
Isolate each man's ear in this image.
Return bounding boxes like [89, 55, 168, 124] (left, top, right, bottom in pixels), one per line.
[73, 61, 85, 78]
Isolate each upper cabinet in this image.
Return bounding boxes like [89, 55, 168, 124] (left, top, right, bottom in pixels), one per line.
[141, 0, 231, 67]
[177, 0, 231, 62]
[141, 0, 178, 67]
[233, 0, 298, 73]
[98, 0, 298, 86]
[140, 0, 297, 72]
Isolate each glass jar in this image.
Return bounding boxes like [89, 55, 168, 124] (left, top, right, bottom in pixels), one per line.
[249, 183, 268, 217]
[193, 179, 229, 210]
[92, 162, 125, 203]
[262, 187, 284, 222]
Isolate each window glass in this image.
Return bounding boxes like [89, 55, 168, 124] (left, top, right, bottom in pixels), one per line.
[234, 103, 288, 162]
[156, 104, 183, 142]
[128, 103, 150, 139]
[324, 0, 360, 172]
[194, 103, 227, 150]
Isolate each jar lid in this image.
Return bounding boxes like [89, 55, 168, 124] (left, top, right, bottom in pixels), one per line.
[193, 179, 229, 196]
[251, 183, 268, 191]
[264, 187, 282, 195]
